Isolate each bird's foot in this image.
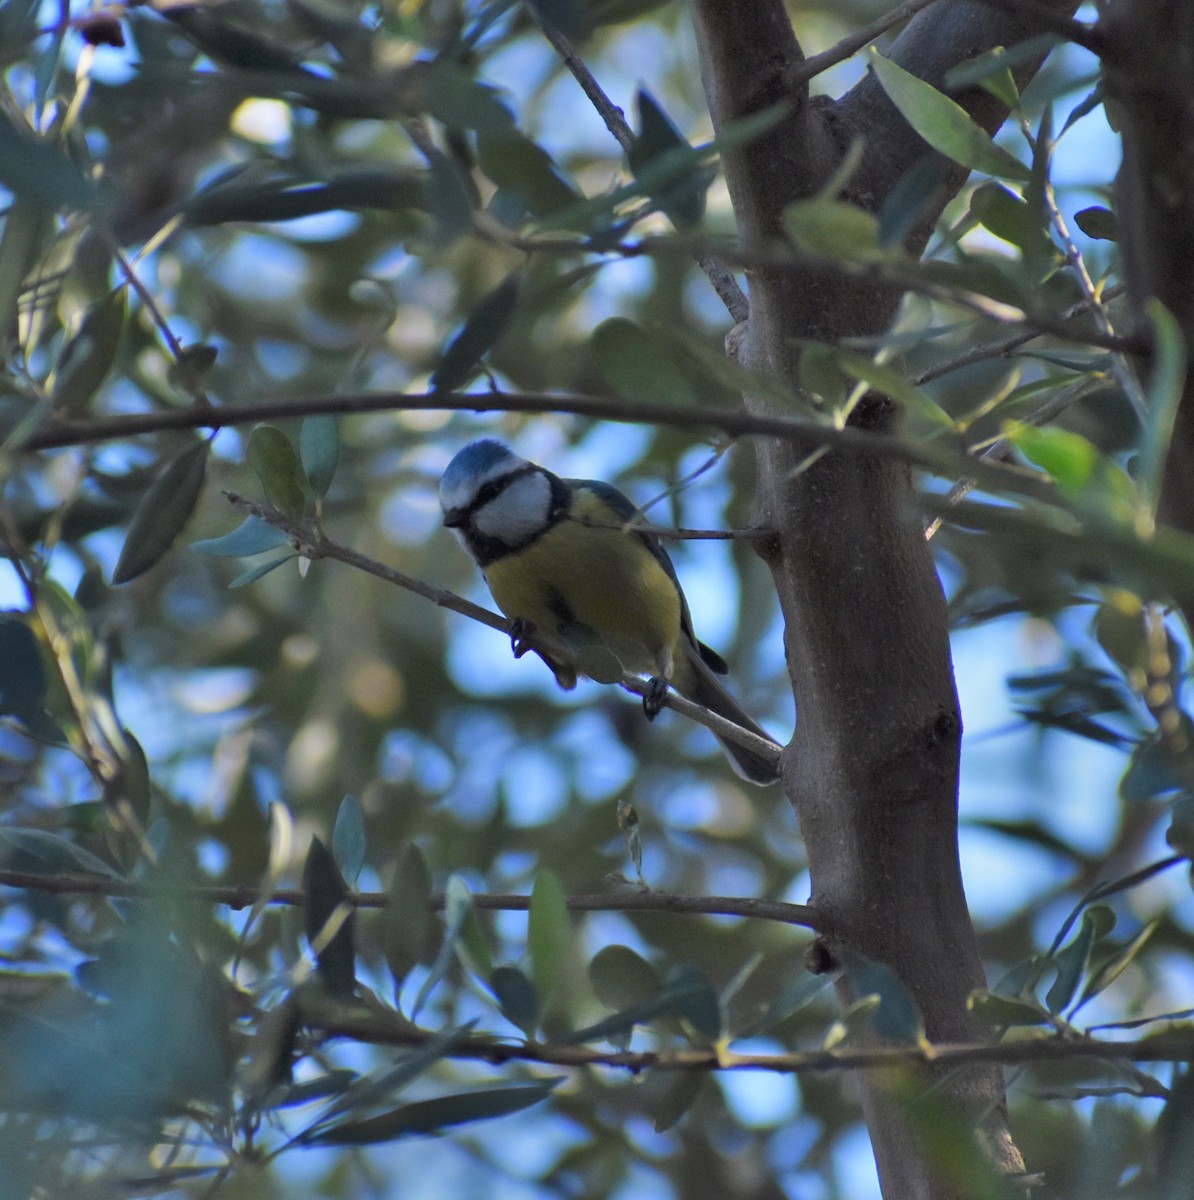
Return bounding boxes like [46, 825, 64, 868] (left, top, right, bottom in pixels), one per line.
[509, 618, 535, 660]
[643, 676, 669, 721]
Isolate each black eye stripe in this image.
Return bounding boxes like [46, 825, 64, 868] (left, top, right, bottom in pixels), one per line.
[463, 464, 540, 518]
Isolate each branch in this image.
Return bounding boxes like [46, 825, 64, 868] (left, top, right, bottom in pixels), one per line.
[299, 994, 1194, 1073]
[222, 494, 784, 764]
[20, 389, 1052, 500]
[0, 869, 817, 927]
[536, 22, 749, 323]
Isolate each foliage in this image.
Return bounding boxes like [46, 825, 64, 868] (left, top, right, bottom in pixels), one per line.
[0, 0, 1191, 1197]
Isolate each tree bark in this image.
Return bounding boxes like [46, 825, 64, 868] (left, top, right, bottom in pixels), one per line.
[1103, 1, 1194, 553]
[689, 1, 1078, 1194]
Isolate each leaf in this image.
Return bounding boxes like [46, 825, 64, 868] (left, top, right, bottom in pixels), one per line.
[166, 343, 218, 393]
[1075, 922, 1157, 1011]
[50, 290, 125, 414]
[1007, 424, 1099, 494]
[736, 970, 835, 1039]
[0, 199, 51, 353]
[842, 952, 925, 1044]
[869, 50, 1031, 181]
[193, 515, 290, 558]
[299, 1078, 561, 1145]
[1138, 299, 1187, 514]
[0, 618, 47, 725]
[653, 1072, 706, 1133]
[1073, 206, 1118, 242]
[830, 346, 953, 427]
[425, 149, 476, 244]
[331, 794, 366, 886]
[628, 88, 709, 227]
[306, 1023, 476, 1130]
[967, 989, 1050, 1027]
[0, 827, 123, 879]
[0, 110, 95, 208]
[416, 62, 515, 132]
[526, 0, 591, 39]
[878, 154, 949, 247]
[589, 944, 660, 1010]
[247, 425, 306, 521]
[490, 965, 538, 1034]
[668, 964, 722, 1042]
[474, 127, 579, 218]
[302, 836, 356, 998]
[591, 317, 696, 406]
[431, 275, 520, 393]
[1046, 907, 1103, 1014]
[112, 442, 209, 584]
[228, 548, 298, 587]
[301, 415, 340, 500]
[412, 873, 471, 1019]
[527, 870, 570, 1013]
[1121, 737, 1187, 803]
[784, 197, 884, 265]
[1093, 590, 1147, 674]
[386, 843, 435, 991]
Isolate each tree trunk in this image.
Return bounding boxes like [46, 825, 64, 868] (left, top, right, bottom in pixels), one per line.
[689, 1, 1080, 1194]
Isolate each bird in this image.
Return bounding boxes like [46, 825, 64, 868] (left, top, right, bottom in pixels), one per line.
[439, 439, 780, 785]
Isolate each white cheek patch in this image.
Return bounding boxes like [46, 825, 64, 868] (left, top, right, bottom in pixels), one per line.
[474, 471, 554, 545]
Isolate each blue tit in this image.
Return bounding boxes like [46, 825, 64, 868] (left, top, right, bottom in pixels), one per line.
[439, 439, 780, 786]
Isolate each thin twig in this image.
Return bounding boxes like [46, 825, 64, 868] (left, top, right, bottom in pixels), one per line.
[0, 869, 817, 927]
[300, 996, 1194, 1073]
[223, 494, 784, 764]
[783, 0, 940, 90]
[537, 22, 749, 322]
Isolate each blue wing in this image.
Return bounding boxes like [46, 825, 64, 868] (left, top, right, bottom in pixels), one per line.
[569, 478, 728, 675]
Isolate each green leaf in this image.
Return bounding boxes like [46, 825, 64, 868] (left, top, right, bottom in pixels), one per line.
[0, 199, 51, 354]
[783, 197, 884, 264]
[229, 547, 298, 587]
[527, 869, 570, 1012]
[425, 150, 476, 244]
[967, 989, 1050, 1027]
[1093, 590, 1147, 674]
[299, 1078, 561, 1145]
[1076, 922, 1157, 1010]
[589, 944, 660, 1010]
[591, 317, 696, 406]
[50, 290, 126, 414]
[653, 1072, 706, 1133]
[1121, 737, 1187, 803]
[829, 345, 953, 427]
[301, 415, 340, 500]
[1138, 299, 1187, 514]
[1007, 424, 1099, 494]
[668, 964, 722, 1042]
[386, 844, 435, 990]
[247, 425, 306, 521]
[1046, 907, 1102, 1014]
[193, 515, 290, 558]
[0, 111, 95, 208]
[869, 50, 1031, 181]
[842, 952, 925, 1044]
[0, 618, 47, 725]
[629, 88, 709, 228]
[412, 873, 471, 1019]
[432, 275, 520, 393]
[302, 836, 356, 998]
[112, 442, 209, 584]
[1074, 205, 1118, 242]
[331, 794, 366, 886]
[475, 127, 579, 218]
[527, 0, 591, 39]
[736, 970, 835, 1039]
[490, 965, 538, 1034]
[0, 827, 123, 879]
[306, 1023, 476, 1130]
[416, 62, 515, 132]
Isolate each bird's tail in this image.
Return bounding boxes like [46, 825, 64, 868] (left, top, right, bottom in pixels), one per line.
[677, 647, 781, 786]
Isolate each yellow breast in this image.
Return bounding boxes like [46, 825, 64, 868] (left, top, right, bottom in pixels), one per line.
[483, 490, 683, 679]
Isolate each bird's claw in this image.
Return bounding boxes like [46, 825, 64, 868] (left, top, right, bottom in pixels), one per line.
[643, 676, 669, 721]
[509, 618, 535, 660]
